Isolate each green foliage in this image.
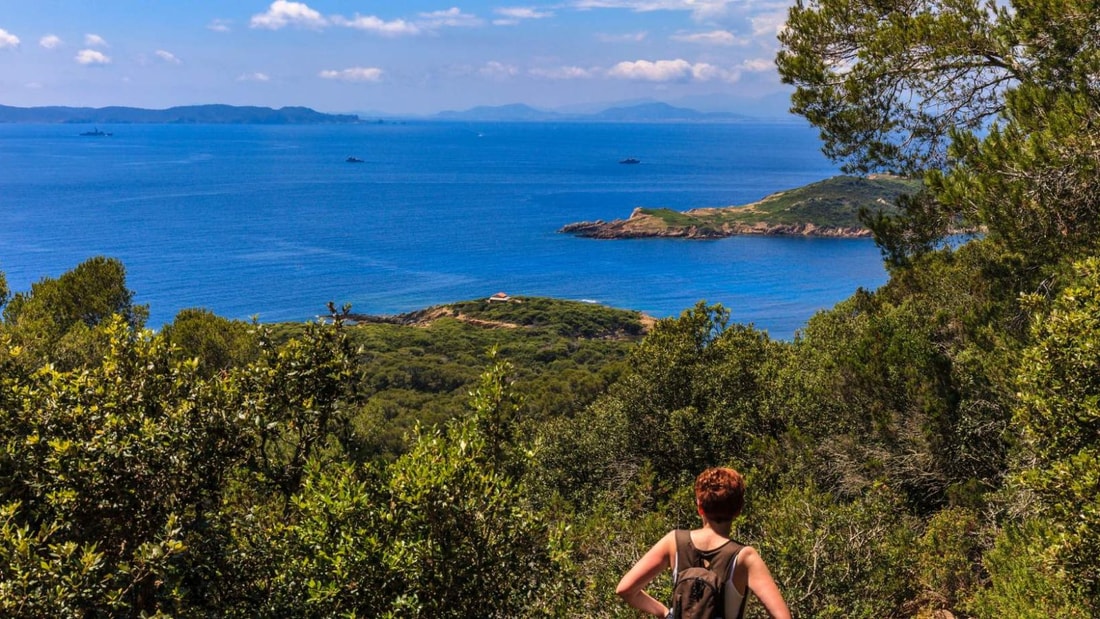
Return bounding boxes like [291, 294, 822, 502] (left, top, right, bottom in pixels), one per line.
[251, 357, 570, 618]
[915, 507, 984, 615]
[969, 520, 1092, 618]
[380, 395, 567, 616]
[779, 0, 1100, 271]
[3, 256, 144, 333]
[744, 482, 919, 618]
[0, 318, 242, 615]
[788, 233, 1054, 517]
[0, 268, 8, 310]
[565, 500, 675, 618]
[279, 300, 639, 462]
[1, 256, 148, 369]
[1007, 257, 1100, 609]
[534, 303, 779, 509]
[233, 461, 388, 618]
[0, 296, 360, 616]
[861, 189, 965, 270]
[934, 85, 1100, 264]
[639, 207, 708, 228]
[725, 175, 916, 227]
[631, 175, 917, 233]
[242, 317, 360, 498]
[777, 0, 1021, 174]
[447, 296, 645, 339]
[162, 308, 260, 376]
[616, 304, 778, 484]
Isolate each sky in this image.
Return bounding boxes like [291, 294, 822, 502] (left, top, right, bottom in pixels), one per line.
[0, 0, 799, 116]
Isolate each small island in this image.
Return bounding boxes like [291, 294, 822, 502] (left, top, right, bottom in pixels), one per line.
[560, 175, 921, 239]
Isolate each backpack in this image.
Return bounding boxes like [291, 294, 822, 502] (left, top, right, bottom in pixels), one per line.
[670, 529, 746, 619]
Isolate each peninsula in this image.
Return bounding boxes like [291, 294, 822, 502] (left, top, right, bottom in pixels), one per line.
[560, 175, 921, 239]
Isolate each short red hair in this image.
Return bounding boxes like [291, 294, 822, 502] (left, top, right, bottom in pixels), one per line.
[694, 467, 745, 523]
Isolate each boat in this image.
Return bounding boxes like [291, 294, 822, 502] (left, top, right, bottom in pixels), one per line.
[80, 127, 112, 137]
[346, 156, 365, 163]
[619, 157, 640, 164]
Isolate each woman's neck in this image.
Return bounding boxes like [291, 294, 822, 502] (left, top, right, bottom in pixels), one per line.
[700, 518, 732, 537]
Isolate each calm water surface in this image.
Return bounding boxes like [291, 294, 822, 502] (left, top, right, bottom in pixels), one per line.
[0, 122, 886, 339]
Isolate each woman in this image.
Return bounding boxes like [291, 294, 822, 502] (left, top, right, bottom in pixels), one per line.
[616, 467, 791, 619]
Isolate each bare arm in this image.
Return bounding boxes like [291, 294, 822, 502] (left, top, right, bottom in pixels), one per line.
[741, 546, 791, 619]
[616, 531, 675, 617]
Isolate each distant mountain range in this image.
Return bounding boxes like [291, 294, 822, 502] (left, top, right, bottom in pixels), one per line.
[0, 104, 360, 124]
[0, 101, 760, 125]
[432, 102, 752, 122]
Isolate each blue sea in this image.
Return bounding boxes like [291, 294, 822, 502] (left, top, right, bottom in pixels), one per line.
[0, 121, 887, 340]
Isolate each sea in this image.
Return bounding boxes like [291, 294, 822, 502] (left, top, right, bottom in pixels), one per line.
[0, 121, 888, 340]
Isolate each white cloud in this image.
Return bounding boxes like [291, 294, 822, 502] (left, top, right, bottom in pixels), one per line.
[26, 81, 43, 89]
[751, 12, 787, 37]
[0, 28, 21, 49]
[597, 31, 647, 43]
[39, 34, 62, 49]
[671, 30, 740, 46]
[741, 58, 774, 72]
[237, 72, 271, 82]
[572, 0, 733, 21]
[84, 33, 108, 47]
[207, 19, 232, 32]
[155, 50, 181, 64]
[319, 67, 384, 82]
[479, 61, 519, 79]
[530, 65, 597, 79]
[75, 49, 111, 65]
[334, 8, 481, 36]
[250, 1, 327, 30]
[689, 62, 737, 82]
[418, 7, 483, 28]
[252, 5, 483, 37]
[607, 58, 736, 82]
[332, 14, 420, 36]
[495, 7, 554, 19]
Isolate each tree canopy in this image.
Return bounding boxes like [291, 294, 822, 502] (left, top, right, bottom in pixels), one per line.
[777, 0, 1100, 176]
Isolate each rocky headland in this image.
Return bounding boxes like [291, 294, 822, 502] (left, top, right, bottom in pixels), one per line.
[559, 175, 921, 240]
[560, 208, 873, 239]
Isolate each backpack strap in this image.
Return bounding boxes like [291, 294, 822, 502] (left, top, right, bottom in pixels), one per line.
[673, 529, 701, 583]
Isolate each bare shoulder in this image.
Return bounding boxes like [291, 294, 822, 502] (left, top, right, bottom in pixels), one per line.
[737, 545, 763, 564]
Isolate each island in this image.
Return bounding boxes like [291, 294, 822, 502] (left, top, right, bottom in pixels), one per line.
[559, 175, 922, 239]
[0, 104, 360, 125]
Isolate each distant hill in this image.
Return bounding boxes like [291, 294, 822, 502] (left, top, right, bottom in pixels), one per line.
[434, 103, 560, 122]
[432, 101, 750, 122]
[0, 104, 361, 124]
[590, 102, 747, 122]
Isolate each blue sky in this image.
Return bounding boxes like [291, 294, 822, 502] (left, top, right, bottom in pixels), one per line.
[0, 1, 796, 115]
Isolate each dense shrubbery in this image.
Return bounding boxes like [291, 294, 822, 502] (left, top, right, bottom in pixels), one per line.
[3, 237, 1095, 617]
